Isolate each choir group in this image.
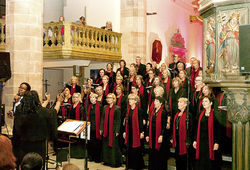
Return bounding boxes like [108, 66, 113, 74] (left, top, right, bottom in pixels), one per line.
[55, 55, 230, 170]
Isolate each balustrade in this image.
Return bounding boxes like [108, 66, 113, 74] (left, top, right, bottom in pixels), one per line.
[0, 20, 122, 62]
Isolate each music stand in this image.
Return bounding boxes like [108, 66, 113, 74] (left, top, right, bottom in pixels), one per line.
[57, 119, 90, 163]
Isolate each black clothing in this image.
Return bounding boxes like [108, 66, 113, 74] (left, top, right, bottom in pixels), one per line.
[116, 67, 129, 79]
[87, 103, 103, 162]
[126, 108, 145, 170]
[147, 108, 169, 170]
[13, 105, 57, 167]
[137, 64, 146, 77]
[66, 84, 81, 94]
[194, 112, 221, 170]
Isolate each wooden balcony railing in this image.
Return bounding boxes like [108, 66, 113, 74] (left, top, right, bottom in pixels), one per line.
[0, 20, 122, 62]
[43, 22, 122, 62]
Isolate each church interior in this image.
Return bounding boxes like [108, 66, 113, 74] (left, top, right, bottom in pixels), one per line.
[0, 0, 249, 170]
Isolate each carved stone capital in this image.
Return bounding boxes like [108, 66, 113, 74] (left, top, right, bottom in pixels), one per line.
[225, 89, 250, 124]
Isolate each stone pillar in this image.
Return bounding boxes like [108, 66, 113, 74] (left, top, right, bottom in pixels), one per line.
[225, 86, 249, 170]
[120, 0, 147, 65]
[3, 0, 44, 129]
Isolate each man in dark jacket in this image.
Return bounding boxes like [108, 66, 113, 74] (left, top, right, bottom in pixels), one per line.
[136, 56, 146, 77]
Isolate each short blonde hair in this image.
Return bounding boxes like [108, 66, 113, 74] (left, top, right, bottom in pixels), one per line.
[89, 92, 98, 99]
[71, 76, 78, 83]
[162, 69, 171, 78]
[178, 97, 188, 105]
[153, 76, 162, 86]
[116, 75, 123, 81]
[128, 94, 140, 105]
[154, 86, 164, 97]
[72, 92, 81, 100]
[102, 75, 109, 81]
[179, 70, 187, 76]
[116, 84, 124, 91]
[106, 93, 116, 104]
[172, 77, 182, 86]
[136, 75, 143, 81]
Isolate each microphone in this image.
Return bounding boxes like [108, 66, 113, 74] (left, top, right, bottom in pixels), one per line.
[61, 103, 71, 107]
[92, 83, 100, 87]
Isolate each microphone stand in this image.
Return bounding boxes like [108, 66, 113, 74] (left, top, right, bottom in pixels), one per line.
[186, 76, 191, 170]
[125, 80, 130, 170]
[84, 88, 90, 170]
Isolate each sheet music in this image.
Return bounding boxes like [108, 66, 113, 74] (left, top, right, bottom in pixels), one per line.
[58, 121, 84, 133]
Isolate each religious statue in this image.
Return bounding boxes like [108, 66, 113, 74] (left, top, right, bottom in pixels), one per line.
[205, 18, 215, 74]
[218, 13, 240, 73]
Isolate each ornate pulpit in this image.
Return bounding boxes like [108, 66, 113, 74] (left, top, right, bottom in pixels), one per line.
[169, 29, 188, 63]
[199, 1, 250, 170]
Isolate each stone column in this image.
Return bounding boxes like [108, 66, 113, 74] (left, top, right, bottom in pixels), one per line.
[120, 0, 147, 65]
[3, 0, 44, 129]
[225, 86, 249, 170]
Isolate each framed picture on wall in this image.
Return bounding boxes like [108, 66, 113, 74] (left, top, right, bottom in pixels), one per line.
[90, 69, 99, 80]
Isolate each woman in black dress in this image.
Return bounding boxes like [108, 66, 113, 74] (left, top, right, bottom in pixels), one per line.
[100, 93, 122, 167]
[172, 97, 192, 170]
[146, 97, 168, 170]
[123, 94, 145, 170]
[87, 93, 103, 163]
[193, 97, 220, 170]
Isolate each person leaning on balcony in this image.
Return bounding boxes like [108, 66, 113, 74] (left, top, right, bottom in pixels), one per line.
[79, 16, 86, 26]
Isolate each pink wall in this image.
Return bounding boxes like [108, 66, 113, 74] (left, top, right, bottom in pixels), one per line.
[146, 0, 203, 66]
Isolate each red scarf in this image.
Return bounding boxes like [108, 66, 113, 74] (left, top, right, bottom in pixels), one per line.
[173, 112, 187, 155]
[116, 94, 123, 107]
[88, 102, 101, 140]
[181, 78, 186, 87]
[149, 105, 163, 151]
[61, 99, 71, 117]
[164, 78, 171, 100]
[103, 105, 115, 147]
[69, 102, 80, 120]
[158, 72, 162, 78]
[190, 67, 200, 91]
[70, 86, 76, 96]
[149, 101, 155, 114]
[138, 85, 144, 96]
[198, 99, 203, 113]
[112, 83, 117, 93]
[125, 106, 141, 148]
[96, 78, 103, 85]
[103, 84, 109, 96]
[196, 109, 215, 160]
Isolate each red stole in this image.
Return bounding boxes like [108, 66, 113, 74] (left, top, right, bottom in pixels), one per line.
[190, 67, 200, 91]
[103, 105, 115, 147]
[112, 83, 117, 93]
[103, 84, 109, 96]
[61, 99, 71, 117]
[196, 109, 215, 160]
[70, 86, 76, 96]
[149, 105, 163, 151]
[69, 102, 80, 120]
[88, 102, 101, 140]
[106, 71, 113, 78]
[164, 78, 171, 100]
[125, 106, 141, 148]
[138, 85, 144, 96]
[173, 112, 187, 155]
[158, 72, 162, 78]
[198, 99, 203, 113]
[117, 94, 123, 107]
